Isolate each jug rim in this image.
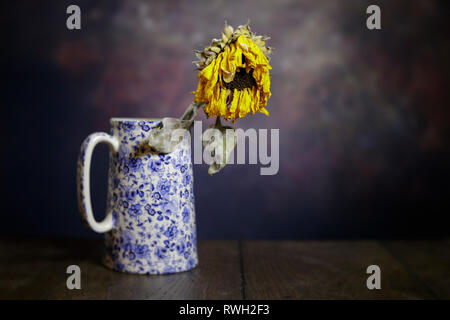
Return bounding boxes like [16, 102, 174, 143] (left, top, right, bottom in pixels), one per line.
[110, 117, 190, 123]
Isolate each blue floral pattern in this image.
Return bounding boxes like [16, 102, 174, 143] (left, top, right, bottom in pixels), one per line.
[78, 118, 198, 275]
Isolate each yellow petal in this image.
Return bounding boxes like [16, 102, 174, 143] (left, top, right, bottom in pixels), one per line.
[238, 89, 247, 118]
[250, 87, 257, 114]
[221, 88, 228, 115]
[229, 89, 239, 115]
[260, 107, 269, 116]
[199, 61, 214, 80]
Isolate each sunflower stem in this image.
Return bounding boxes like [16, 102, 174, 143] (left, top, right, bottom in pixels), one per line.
[214, 116, 221, 128]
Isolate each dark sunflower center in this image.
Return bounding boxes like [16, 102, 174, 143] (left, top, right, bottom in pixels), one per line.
[222, 68, 256, 91]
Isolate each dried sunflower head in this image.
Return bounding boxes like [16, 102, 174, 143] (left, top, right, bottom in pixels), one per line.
[193, 22, 273, 123]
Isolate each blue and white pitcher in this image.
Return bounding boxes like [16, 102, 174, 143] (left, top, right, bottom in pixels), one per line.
[77, 118, 198, 274]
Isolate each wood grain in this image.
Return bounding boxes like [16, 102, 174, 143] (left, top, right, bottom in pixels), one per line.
[241, 241, 433, 299]
[0, 238, 241, 300]
[1, 238, 449, 299]
[381, 240, 450, 299]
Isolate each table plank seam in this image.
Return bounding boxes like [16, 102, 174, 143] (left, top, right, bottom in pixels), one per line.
[377, 241, 440, 300]
[238, 241, 247, 300]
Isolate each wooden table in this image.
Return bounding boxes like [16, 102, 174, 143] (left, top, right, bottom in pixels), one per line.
[1, 238, 449, 299]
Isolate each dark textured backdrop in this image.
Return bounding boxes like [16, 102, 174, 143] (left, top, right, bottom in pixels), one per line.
[1, 0, 449, 239]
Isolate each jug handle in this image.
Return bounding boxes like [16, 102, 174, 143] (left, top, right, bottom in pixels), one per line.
[77, 132, 119, 233]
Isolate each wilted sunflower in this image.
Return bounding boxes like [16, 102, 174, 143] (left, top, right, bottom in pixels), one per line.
[193, 23, 273, 122]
